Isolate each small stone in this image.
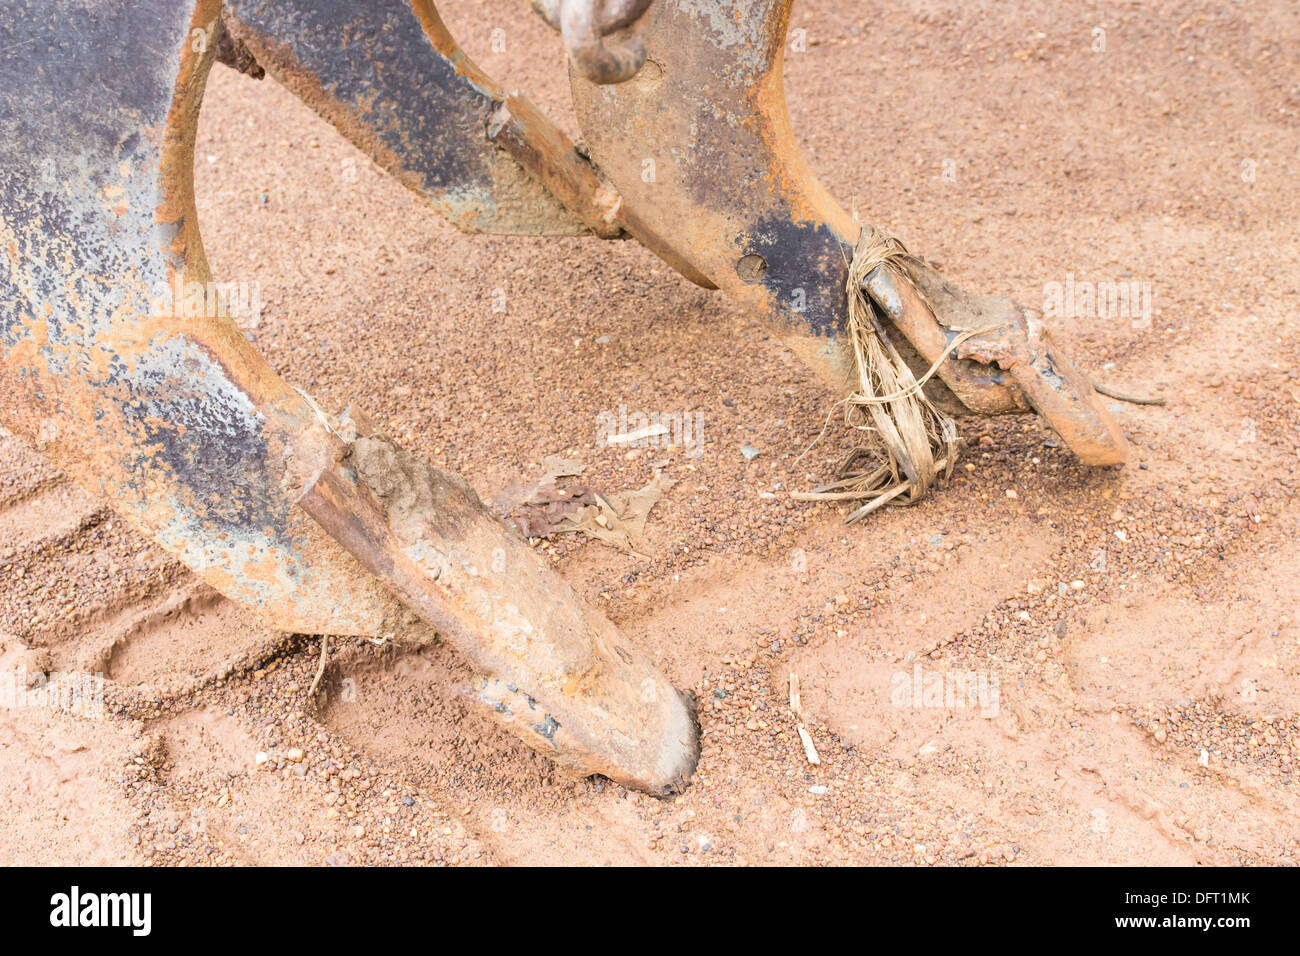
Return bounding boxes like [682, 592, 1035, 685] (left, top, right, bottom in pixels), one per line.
[740, 444, 761, 461]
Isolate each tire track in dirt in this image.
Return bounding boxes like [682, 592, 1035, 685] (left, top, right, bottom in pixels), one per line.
[114, 651, 499, 866]
[0, 503, 185, 651]
[0, 482, 99, 554]
[0, 429, 64, 509]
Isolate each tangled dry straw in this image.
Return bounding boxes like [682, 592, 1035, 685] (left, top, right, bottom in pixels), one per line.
[795, 227, 983, 523]
[796, 227, 1163, 523]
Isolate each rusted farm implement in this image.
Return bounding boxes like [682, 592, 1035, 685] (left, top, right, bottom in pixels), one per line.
[0, 0, 1128, 794]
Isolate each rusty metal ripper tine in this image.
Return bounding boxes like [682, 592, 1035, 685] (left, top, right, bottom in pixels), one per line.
[1, 0, 698, 795]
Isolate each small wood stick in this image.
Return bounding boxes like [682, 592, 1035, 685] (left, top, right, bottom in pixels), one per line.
[788, 672, 820, 765]
[309, 634, 330, 698]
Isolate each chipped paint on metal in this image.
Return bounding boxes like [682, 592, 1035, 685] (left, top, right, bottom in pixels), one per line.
[226, 0, 622, 237]
[0, 0, 400, 634]
[570, 0, 858, 343]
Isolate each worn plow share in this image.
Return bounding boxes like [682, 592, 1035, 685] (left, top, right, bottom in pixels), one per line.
[0, 0, 1127, 794]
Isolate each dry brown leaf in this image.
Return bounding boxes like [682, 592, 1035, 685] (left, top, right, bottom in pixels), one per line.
[560, 472, 677, 557]
[604, 471, 676, 541]
[512, 482, 597, 538]
[492, 456, 589, 530]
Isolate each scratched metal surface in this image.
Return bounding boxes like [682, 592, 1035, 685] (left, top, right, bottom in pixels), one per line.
[570, 0, 858, 340]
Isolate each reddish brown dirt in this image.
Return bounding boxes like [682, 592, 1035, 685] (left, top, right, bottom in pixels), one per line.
[2, 0, 1298, 865]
